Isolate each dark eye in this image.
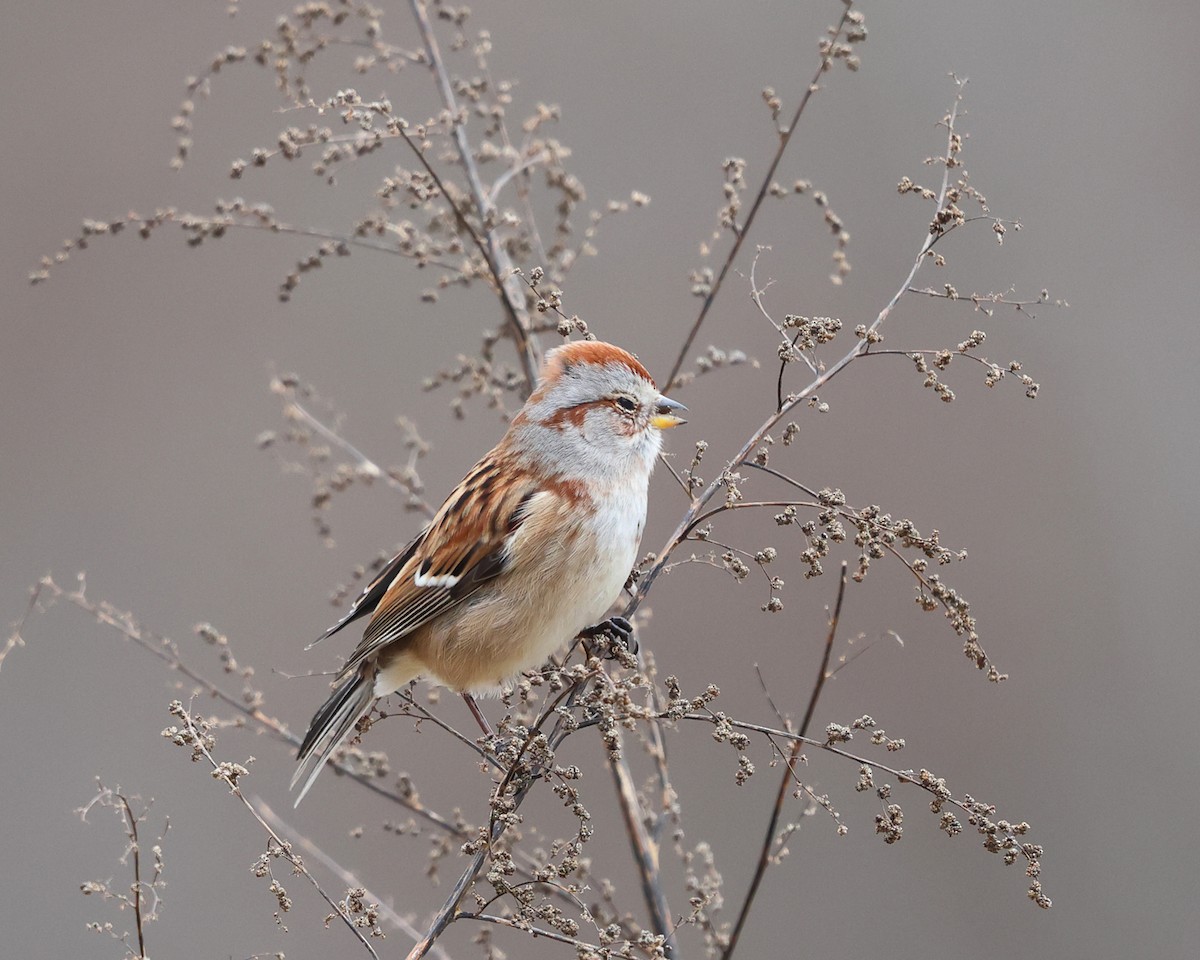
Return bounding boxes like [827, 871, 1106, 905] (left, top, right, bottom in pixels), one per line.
[614, 396, 637, 413]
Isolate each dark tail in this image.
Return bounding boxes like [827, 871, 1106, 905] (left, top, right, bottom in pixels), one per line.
[291, 669, 375, 806]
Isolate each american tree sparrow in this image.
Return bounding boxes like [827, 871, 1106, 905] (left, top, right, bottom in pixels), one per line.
[292, 341, 685, 803]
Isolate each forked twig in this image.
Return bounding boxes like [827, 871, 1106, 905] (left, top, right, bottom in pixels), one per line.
[253, 795, 454, 960]
[18, 574, 468, 837]
[174, 706, 382, 959]
[664, 6, 858, 389]
[405, 679, 590, 960]
[630, 83, 966, 616]
[407, 0, 540, 389]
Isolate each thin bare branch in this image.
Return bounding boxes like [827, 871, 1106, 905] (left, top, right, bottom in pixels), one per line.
[407, 0, 540, 389]
[253, 795, 454, 960]
[20, 575, 467, 837]
[0, 575, 55, 673]
[405, 676, 590, 959]
[282, 396, 437, 519]
[663, 6, 857, 389]
[629, 83, 965, 616]
[119, 793, 148, 959]
[721, 563, 847, 960]
[608, 746, 676, 957]
[176, 705, 382, 959]
[459, 911, 603, 953]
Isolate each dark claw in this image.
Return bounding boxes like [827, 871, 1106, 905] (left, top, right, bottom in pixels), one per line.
[580, 616, 638, 657]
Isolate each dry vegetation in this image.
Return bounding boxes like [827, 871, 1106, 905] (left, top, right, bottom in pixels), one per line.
[13, 2, 1060, 957]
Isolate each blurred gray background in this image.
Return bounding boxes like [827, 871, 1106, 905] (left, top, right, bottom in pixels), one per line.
[3, 1, 1198, 957]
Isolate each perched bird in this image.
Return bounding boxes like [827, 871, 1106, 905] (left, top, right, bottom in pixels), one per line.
[292, 340, 686, 804]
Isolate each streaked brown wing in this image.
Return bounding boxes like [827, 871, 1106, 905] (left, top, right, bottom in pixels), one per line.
[337, 462, 537, 677]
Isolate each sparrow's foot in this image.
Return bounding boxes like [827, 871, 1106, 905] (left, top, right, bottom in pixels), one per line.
[580, 616, 638, 658]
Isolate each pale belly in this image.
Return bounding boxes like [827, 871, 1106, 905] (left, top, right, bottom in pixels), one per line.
[407, 487, 645, 693]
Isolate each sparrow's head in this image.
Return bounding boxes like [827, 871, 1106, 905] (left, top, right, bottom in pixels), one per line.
[511, 341, 686, 479]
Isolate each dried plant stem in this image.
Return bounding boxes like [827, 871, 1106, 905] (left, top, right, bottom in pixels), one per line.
[30, 575, 283, 726]
[253, 795, 454, 960]
[10, 0, 1060, 953]
[287, 400, 381, 478]
[460, 911, 604, 952]
[722, 471, 986, 658]
[77, 783, 167, 959]
[26, 573, 599, 921]
[406, 680, 588, 960]
[179, 709, 382, 959]
[721, 563, 847, 960]
[631, 88, 963, 614]
[664, 5, 857, 389]
[0, 575, 49, 673]
[608, 745, 676, 957]
[25, 575, 464, 835]
[407, 0, 540, 388]
[405, 846, 487, 960]
[284, 397, 437, 518]
[678, 713, 1040, 870]
[906, 285, 1052, 311]
[155, 211, 465, 268]
[120, 793, 148, 958]
[599, 639, 677, 952]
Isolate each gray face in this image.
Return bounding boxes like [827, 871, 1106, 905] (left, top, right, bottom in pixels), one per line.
[513, 359, 669, 482]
